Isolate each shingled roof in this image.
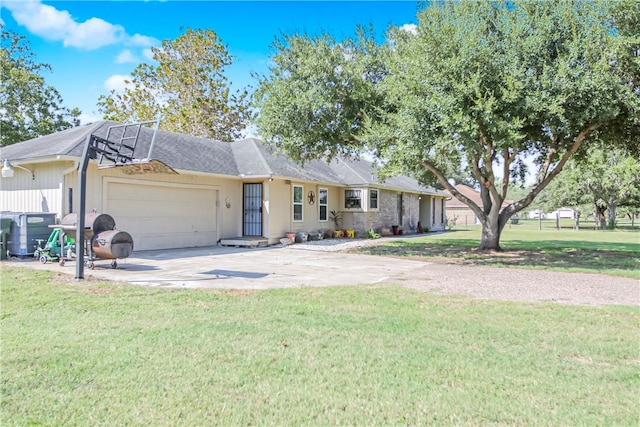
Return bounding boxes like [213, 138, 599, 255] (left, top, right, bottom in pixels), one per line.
[1, 121, 446, 196]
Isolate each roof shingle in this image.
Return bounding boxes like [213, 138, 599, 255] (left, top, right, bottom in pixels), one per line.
[1, 121, 446, 195]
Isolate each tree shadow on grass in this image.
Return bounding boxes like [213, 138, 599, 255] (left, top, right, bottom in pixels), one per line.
[354, 240, 640, 277]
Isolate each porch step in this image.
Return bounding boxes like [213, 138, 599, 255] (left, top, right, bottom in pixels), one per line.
[219, 237, 269, 248]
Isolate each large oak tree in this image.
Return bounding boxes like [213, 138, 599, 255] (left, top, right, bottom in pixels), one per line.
[252, 0, 639, 250]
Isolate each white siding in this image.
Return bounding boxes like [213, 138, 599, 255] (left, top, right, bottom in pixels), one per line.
[0, 163, 66, 220]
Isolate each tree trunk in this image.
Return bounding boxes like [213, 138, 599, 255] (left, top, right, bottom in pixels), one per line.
[594, 204, 606, 230]
[478, 213, 504, 251]
[606, 202, 617, 229]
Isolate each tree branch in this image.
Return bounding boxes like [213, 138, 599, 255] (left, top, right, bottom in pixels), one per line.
[501, 146, 517, 200]
[476, 119, 501, 213]
[420, 159, 486, 222]
[508, 123, 603, 216]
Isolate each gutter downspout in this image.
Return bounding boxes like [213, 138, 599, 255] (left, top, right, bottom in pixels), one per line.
[62, 159, 79, 176]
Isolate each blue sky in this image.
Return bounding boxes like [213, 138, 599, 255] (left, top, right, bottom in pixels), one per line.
[1, 0, 421, 124]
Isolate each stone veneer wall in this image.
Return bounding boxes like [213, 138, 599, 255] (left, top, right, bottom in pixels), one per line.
[345, 190, 421, 235]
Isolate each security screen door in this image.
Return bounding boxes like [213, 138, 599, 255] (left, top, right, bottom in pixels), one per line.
[243, 183, 263, 236]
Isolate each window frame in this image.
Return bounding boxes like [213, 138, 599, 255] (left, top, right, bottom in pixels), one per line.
[369, 188, 379, 210]
[319, 188, 328, 222]
[344, 189, 362, 209]
[293, 184, 303, 222]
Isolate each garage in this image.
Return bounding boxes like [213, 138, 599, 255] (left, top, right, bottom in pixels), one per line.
[105, 179, 218, 251]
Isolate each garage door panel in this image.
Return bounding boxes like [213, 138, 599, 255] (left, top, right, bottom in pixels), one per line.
[106, 181, 217, 251]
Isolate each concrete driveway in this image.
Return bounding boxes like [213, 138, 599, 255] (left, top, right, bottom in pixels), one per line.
[5, 238, 638, 306]
[7, 242, 428, 289]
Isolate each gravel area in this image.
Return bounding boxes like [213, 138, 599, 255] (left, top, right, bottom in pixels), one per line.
[287, 237, 388, 252]
[290, 237, 640, 307]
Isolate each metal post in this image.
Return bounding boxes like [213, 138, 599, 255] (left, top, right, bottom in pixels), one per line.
[75, 135, 93, 281]
[147, 119, 160, 160]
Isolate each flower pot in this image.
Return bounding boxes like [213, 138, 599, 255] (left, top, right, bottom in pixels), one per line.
[285, 232, 296, 244]
[295, 231, 308, 243]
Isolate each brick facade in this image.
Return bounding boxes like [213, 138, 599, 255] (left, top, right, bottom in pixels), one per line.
[341, 190, 424, 235]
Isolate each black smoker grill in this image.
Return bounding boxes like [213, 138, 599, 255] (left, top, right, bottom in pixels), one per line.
[59, 212, 134, 269]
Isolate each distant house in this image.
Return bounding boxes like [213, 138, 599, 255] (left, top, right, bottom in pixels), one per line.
[443, 184, 512, 226]
[544, 208, 577, 219]
[0, 121, 448, 251]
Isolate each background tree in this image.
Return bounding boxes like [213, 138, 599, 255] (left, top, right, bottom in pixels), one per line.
[1, 28, 80, 147]
[540, 149, 640, 229]
[253, 0, 639, 250]
[98, 28, 251, 141]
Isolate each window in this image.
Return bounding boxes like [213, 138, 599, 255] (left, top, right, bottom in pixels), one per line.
[432, 198, 436, 225]
[441, 198, 445, 224]
[319, 188, 328, 221]
[369, 189, 379, 210]
[293, 185, 303, 221]
[345, 189, 362, 209]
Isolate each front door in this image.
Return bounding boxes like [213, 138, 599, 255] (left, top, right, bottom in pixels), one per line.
[243, 183, 263, 236]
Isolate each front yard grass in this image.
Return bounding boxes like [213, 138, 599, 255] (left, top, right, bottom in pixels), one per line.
[356, 219, 640, 279]
[2, 267, 639, 425]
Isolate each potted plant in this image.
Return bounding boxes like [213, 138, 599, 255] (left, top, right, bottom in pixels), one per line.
[330, 210, 342, 230]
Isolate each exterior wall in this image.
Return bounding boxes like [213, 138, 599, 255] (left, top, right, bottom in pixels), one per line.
[2, 159, 450, 248]
[265, 179, 342, 242]
[64, 163, 241, 238]
[1, 162, 69, 221]
[3, 160, 244, 250]
[340, 190, 443, 235]
[430, 196, 447, 231]
[419, 195, 446, 232]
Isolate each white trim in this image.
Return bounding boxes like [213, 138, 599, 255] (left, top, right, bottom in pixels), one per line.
[369, 188, 379, 211]
[319, 187, 328, 222]
[292, 184, 303, 222]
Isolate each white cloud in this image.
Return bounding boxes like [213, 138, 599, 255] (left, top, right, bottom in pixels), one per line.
[142, 48, 155, 61]
[116, 49, 138, 64]
[128, 34, 159, 47]
[399, 24, 418, 35]
[78, 112, 102, 125]
[65, 17, 125, 49]
[104, 74, 133, 93]
[3, 0, 158, 51]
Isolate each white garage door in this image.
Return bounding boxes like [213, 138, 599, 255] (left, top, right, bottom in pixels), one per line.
[106, 181, 218, 251]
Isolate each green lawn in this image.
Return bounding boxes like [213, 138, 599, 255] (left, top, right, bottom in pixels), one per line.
[2, 267, 639, 426]
[357, 219, 640, 279]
